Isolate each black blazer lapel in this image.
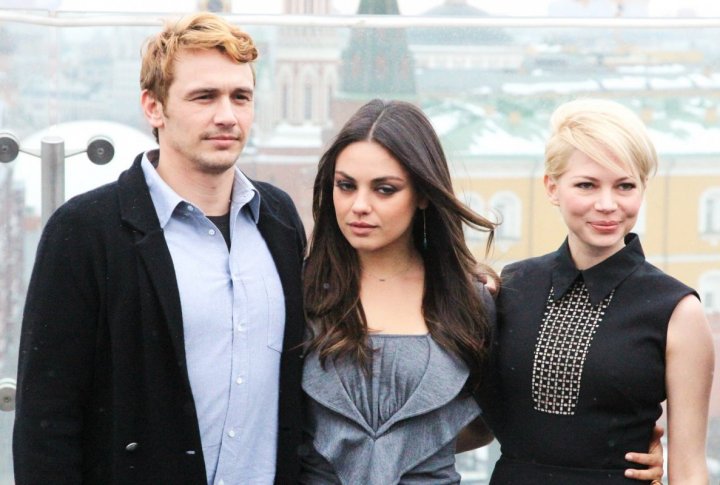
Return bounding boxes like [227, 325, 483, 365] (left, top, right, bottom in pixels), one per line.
[254, 181, 307, 482]
[255, 188, 305, 352]
[117, 155, 188, 371]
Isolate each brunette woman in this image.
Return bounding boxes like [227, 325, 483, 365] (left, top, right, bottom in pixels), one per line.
[300, 99, 497, 484]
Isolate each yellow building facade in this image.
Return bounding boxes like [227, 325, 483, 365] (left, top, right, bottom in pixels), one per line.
[454, 153, 720, 311]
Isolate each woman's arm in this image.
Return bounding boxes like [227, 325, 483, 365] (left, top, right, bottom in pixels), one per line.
[455, 416, 494, 453]
[665, 294, 715, 483]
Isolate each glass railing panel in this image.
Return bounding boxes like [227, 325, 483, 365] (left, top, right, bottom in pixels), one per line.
[0, 10, 718, 483]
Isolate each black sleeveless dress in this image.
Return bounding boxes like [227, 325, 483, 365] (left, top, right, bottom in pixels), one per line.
[480, 234, 695, 484]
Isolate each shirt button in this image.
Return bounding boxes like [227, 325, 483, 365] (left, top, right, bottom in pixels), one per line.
[187, 204, 194, 211]
[236, 377, 243, 385]
[236, 324, 244, 332]
[218, 480, 225, 485]
[227, 429, 236, 438]
[209, 229, 216, 236]
[125, 442, 138, 452]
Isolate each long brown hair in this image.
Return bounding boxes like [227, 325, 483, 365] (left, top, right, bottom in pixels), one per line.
[304, 99, 497, 387]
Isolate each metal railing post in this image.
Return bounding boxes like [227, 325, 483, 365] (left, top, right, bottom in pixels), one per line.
[40, 136, 65, 226]
[0, 378, 15, 412]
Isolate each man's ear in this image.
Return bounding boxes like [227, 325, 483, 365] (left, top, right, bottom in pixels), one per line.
[141, 90, 164, 129]
[544, 174, 560, 206]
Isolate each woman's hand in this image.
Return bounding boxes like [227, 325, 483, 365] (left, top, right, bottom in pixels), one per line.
[455, 416, 494, 453]
[473, 268, 498, 296]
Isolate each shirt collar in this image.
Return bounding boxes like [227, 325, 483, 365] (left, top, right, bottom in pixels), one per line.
[231, 166, 261, 223]
[141, 149, 261, 228]
[551, 233, 645, 305]
[142, 150, 182, 229]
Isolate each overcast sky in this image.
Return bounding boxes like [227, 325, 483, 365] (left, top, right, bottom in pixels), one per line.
[5, 0, 720, 17]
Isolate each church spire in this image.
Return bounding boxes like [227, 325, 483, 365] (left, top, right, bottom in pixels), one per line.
[338, 0, 415, 97]
[356, 0, 400, 15]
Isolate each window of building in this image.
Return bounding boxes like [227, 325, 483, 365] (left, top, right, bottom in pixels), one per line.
[699, 188, 720, 235]
[699, 271, 720, 314]
[282, 84, 290, 120]
[304, 84, 313, 121]
[460, 191, 486, 243]
[489, 191, 521, 241]
[326, 84, 333, 119]
[634, 203, 646, 237]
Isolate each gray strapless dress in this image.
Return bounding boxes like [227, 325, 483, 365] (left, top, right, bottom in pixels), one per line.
[300, 334, 480, 485]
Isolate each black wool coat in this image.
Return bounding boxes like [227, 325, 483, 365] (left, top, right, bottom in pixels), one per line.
[13, 154, 306, 484]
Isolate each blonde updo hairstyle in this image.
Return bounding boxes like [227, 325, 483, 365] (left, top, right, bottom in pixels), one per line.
[545, 98, 658, 186]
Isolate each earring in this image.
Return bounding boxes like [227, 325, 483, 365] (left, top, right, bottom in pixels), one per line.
[422, 209, 428, 250]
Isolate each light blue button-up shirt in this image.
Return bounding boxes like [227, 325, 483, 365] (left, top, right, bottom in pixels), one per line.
[142, 152, 285, 485]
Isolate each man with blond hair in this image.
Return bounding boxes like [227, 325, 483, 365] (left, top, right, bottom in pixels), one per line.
[14, 12, 305, 484]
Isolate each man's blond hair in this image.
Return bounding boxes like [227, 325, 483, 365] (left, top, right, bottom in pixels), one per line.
[140, 11, 258, 107]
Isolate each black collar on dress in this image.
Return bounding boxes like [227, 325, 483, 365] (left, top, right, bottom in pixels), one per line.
[551, 233, 646, 305]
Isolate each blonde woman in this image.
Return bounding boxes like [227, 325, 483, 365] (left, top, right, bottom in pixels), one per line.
[483, 98, 714, 483]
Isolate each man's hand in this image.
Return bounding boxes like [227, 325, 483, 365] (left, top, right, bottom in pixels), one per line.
[473, 267, 498, 296]
[624, 425, 664, 482]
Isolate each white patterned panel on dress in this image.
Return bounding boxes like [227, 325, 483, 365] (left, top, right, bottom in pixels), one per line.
[531, 281, 614, 415]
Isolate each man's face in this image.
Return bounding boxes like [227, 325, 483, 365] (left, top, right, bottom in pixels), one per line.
[143, 48, 255, 175]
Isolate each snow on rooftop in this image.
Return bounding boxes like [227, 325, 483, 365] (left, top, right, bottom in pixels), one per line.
[650, 122, 720, 155]
[263, 123, 323, 148]
[531, 43, 564, 54]
[502, 79, 601, 95]
[601, 76, 648, 90]
[649, 76, 695, 89]
[430, 112, 462, 137]
[468, 128, 543, 155]
[429, 101, 720, 158]
[617, 64, 687, 75]
[460, 121, 720, 157]
[688, 72, 720, 89]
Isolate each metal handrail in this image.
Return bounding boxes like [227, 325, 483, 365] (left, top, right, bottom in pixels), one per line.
[0, 10, 720, 29]
[0, 378, 15, 412]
